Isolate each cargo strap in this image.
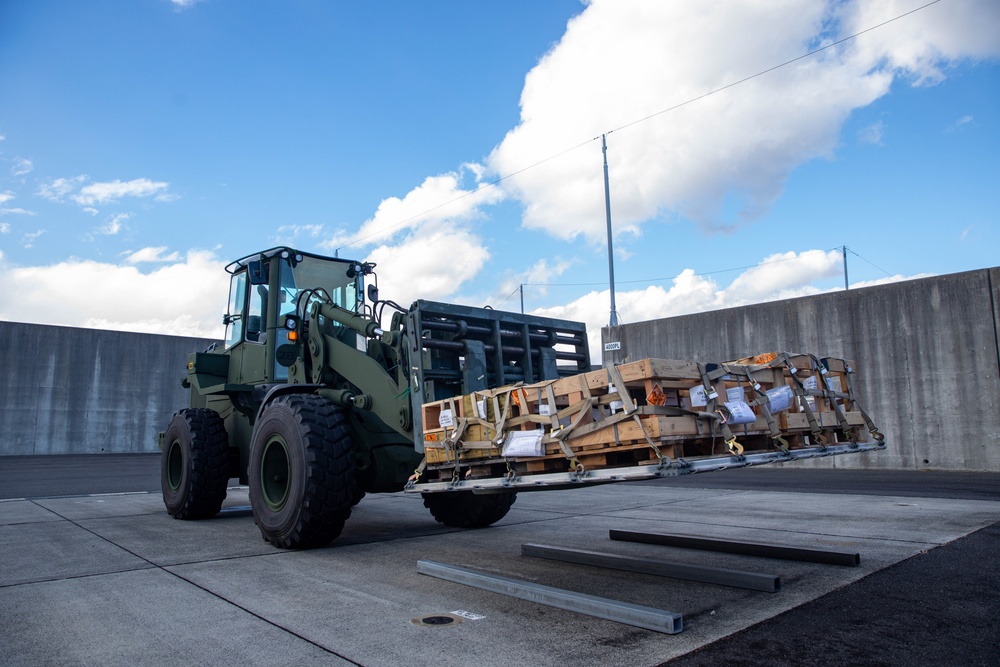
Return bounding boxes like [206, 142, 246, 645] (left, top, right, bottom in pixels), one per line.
[806, 354, 852, 434]
[404, 457, 427, 490]
[737, 366, 788, 452]
[823, 357, 885, 444]
[781, 353, 827, 447]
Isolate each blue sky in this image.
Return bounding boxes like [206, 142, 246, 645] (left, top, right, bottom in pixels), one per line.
[1, 0, 998, 353]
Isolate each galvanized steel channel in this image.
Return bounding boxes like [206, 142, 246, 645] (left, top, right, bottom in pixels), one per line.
[521, 543, 781, 592]
[416, 559, 683, 634]
[610, 530, 861, 566]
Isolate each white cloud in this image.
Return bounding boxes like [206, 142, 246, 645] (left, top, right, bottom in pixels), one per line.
[98, 212, 130, 236]
[364, 221, 490, 307]
[38, 176, 87, 202]
[0, 249, 227, 339]
[123, 246, 182, 264]
[0, 222, 9, 234]
[480, 0, 1000, 242]
[858, 120, 886, 145]
[0, 191, 14, 205]
[11, 157, 33, 176]
[273, 224, 325, 245]
[170, 0, 202, 9]
[22, 230, 44, 248]
[842, 1, 1000, 85]
[946, 114, 974, 133]
[72, 178, 170, 206]
[325, 170, 503, 251]
[531, 249, 905, 362]
[492, 258, 575, 309]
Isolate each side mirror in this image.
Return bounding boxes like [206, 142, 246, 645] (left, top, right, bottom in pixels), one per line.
[367, 284, 379, 303]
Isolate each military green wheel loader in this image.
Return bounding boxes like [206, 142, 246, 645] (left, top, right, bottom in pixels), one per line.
[160, 246, 592, 549]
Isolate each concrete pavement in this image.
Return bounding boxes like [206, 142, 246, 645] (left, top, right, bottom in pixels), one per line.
[1, 461, 998, 666]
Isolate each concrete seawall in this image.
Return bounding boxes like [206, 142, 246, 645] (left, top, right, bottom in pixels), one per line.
[0, 322, 217, 455]
[601, 268, 1000, 472]
[2, 267, 997, 470]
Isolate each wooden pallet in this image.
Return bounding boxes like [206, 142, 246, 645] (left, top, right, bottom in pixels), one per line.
[420, 353, 874, 474]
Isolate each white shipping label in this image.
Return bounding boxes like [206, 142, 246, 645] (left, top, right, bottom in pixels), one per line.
[476, 399, 487, 419]
[663, 389, 679, 406]
[825, 375, 843, 393]
[438, 409, 454, 428]
[690, 385, 708, 407]
[723, 401, 757, 425]
[539, 403, 552, 416]
[803, 376, 819, 391]
[726, 387, 745, 402]
[502, 429, 545, 457]
[766, 386, 793, 413]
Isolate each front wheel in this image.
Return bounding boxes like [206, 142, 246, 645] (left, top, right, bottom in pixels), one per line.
[248, 394, 356, 549]
[422, 491, 517, 528]
[161, 408, 230, 519]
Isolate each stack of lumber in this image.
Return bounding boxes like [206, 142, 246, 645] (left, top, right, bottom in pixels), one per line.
[419, 353, 880, 478]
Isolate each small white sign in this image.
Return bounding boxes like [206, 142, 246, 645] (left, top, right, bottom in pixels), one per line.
[538, 403, 552, 416]
[502, 429, 545, 457]
[803, 376, 819, 391]
[766, 386, 793, 413]
[723, 401, 757, 425]
[726, 386, 745, 402]
[604, 341, 622, 351]
[663, 389, 679, 406]
[690, 385, 708, 407]
[438, 409, 454, 428]
[476, 399, 487, 419]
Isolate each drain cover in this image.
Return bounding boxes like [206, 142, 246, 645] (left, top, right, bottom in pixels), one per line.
[411, 614, 462, 628]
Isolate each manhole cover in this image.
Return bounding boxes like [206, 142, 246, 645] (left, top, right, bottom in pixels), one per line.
[411, 614, 462, 628]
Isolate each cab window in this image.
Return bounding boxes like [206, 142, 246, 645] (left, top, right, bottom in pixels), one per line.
[224, 271, 248, 349]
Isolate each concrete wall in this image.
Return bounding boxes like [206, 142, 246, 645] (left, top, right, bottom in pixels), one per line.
[0, 321, 217, 455]
[601, 268, 1000, 472]
[4, 267, 998, 469]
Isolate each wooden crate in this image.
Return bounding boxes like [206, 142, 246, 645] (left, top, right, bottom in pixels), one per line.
[419, 353, 874, 476]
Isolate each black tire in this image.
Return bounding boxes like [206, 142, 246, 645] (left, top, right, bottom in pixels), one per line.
[248, 394, 356, 549]
[161, 408, 230, 519]
[422, 491, 517, 528]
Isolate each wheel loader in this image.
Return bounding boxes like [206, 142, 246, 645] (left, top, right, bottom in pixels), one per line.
[161, 246, 885, 549]
[160, 246, 592, 548]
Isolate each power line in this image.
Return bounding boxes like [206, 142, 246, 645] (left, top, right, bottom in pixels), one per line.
[848, 248, 895, 278]
[608, 0, 944, 136]
[337, 0, 944, 252]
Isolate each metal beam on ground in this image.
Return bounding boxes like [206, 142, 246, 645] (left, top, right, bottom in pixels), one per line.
[416, 559, 684, 634]
[521, 543, 781, 593]
[609, 530, 861, 567]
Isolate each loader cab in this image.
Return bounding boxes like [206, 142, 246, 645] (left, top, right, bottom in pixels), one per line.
[223, 247, 365, 385]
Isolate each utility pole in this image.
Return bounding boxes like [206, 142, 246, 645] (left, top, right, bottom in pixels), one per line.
[842, 245, 849, 290]
[519, 283, 524, 314]
[603, 134, 619, 326]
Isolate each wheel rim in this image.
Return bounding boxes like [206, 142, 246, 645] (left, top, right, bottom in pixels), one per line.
[166, 439, 183, 492]
[260, 435, 291, 511]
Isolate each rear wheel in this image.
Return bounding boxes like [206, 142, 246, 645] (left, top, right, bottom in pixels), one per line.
[248, 394, 356, 549]
[422, 491, 517, 528]
[161, 408, 230, 519]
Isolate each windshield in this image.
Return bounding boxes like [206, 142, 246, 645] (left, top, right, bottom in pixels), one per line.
[278, 254, 360, 318]
[273, 254, 361, 380]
